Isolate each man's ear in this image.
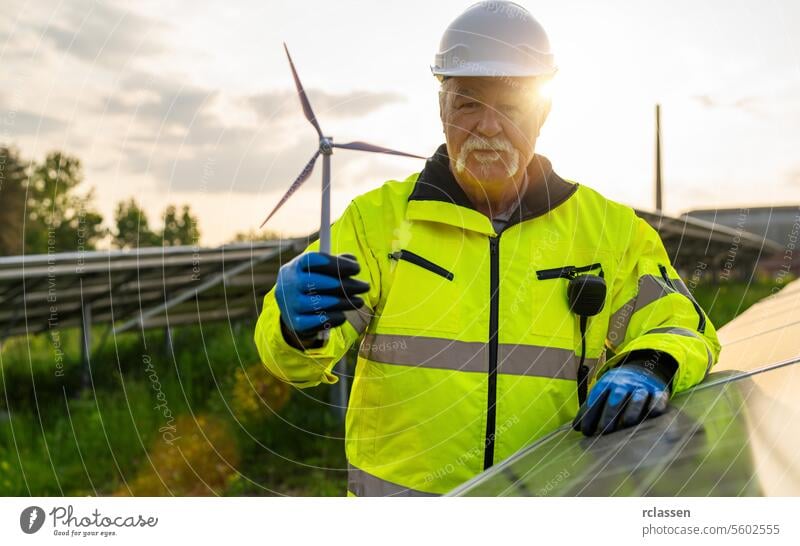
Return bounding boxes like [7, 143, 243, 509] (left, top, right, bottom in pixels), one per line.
[535, 99, 552, 137]
[438, 91, 447, 134]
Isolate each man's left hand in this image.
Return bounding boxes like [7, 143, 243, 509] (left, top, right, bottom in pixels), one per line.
[572, 363, 670, 436]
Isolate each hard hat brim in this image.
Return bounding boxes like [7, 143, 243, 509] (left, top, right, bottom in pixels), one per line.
[431, 62, 558, 80]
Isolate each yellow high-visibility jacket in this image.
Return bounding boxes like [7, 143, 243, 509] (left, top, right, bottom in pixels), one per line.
[254, 144, 721, 496]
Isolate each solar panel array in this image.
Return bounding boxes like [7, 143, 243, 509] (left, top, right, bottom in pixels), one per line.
[0, 209, 780, 343]
[0, 239, 306, 340]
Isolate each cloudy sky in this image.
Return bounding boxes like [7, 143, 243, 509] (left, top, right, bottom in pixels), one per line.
[2, 0, 799, 245]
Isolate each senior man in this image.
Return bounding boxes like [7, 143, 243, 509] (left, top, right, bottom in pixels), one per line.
[255, 1, 721, 496]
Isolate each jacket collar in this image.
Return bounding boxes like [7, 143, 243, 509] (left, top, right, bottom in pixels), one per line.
[407, 143, 578, 235]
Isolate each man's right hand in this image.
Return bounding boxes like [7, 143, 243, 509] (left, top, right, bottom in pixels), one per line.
[275, 252, 370, 347]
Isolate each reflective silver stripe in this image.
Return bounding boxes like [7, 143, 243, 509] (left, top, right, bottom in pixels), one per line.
[348, 464, 438, 497]
[645, 326, 714, 373]
[607, 274, 675, 350]
[670, 275, 704, 311]
[360, 333, 593, 379]
[498, 344, 596, 380]
[671, 277, 694, 299]
[360, 333, 487, 372]
[344, 304, 373, 335]
[669, 276, 708, 330]
[607, 299, 636, 350]
[646, 326, 701, 338]
[705, 345, 714, 375]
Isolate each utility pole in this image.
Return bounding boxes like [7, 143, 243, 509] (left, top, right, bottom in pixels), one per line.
[655, 104, 663, 212]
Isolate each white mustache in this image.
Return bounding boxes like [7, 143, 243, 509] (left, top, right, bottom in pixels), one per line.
[455, 136, 520, 178]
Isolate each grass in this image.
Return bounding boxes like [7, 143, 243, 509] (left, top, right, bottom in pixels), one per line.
[0, 322, 346, 496]
[0, 279, 785, 496]
[692, 280, 781, 328]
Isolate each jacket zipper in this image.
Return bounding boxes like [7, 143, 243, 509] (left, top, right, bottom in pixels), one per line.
[484, 235, 500, 470]
[658, 264, 705, 333]
[388, 249, 454, 281]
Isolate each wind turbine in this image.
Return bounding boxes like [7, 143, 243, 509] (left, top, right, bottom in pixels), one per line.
[260, 43, 425, 254]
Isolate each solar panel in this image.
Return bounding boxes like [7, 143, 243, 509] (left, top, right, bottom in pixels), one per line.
[450, 278, 800, 496]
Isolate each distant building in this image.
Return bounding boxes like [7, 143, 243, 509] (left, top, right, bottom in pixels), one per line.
[682, 206, 800, 279]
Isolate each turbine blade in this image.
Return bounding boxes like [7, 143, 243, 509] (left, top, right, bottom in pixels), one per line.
[259, 150, 320, 228]
[283, 43, 323, 138]
[333, 141, 425, 159]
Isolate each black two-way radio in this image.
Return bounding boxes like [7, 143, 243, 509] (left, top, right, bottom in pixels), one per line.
[536, 263, 607, 405]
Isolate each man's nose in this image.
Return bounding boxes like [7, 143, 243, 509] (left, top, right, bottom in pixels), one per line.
[476, 106, 502, 138]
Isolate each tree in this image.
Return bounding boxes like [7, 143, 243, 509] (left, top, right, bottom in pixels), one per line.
[111, 201, 202, 249]
[161, 204, 201, 246]
[0, 147, 28, 256]
[23, 151, 105, 254]
[112, 198, 160, 249]
[230, 228, 283, 243]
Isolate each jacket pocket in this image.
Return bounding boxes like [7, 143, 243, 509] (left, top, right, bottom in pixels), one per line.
[379, 247, 462, 335]
[535, 262, 604, 280]
[524, 250, 610, 346]
[388, 249, 454, 281]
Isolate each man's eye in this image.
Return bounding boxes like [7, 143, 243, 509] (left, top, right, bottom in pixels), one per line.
[500, 104, 521, 114]
[459, 101, 479, 110]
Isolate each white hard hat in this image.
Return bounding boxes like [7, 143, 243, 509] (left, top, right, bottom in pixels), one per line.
[432, 1, 557, 80]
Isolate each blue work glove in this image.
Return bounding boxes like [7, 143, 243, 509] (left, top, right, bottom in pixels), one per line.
[275, 252, 370, 344]
[572, 356, 676, 436]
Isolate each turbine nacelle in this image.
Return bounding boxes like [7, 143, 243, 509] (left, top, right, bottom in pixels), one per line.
[319, 136, 334, 155]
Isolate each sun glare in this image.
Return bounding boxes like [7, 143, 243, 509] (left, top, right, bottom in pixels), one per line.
[537, 77, 556, 100]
